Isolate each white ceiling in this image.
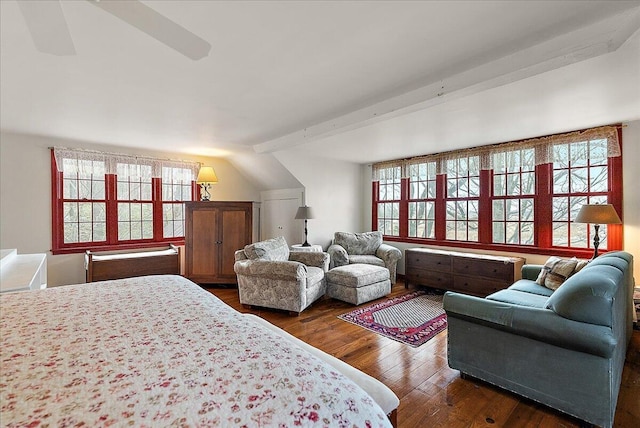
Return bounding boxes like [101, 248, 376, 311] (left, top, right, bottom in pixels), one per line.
[1, 1, 640, 175]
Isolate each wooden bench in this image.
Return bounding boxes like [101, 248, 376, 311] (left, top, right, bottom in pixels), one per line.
[85, 244, 181, 283]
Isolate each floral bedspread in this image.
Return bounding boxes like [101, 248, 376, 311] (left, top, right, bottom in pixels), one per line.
[1, 275, 391, 427]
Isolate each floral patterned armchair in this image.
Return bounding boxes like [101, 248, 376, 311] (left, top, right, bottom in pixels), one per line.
[234, 236, 329, 315]
[327, 231, 402, 283]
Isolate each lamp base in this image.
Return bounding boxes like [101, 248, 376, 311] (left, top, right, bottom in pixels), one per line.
[301, 241, 311, 247]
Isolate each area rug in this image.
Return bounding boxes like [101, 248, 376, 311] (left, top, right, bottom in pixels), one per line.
[337, 290, 447, 347]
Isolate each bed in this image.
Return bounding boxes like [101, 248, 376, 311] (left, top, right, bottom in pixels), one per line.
[0, 275, 398, 427]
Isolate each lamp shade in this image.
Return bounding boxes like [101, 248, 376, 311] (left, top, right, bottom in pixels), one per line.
[295, 206, 314, 220]
[574, 204, 621, 225]
[196, 166, 218, 183]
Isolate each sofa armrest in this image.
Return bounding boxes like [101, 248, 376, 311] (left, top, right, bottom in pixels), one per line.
[443, 291, 616, 358]
[289, 251, 330, 272]
[327, 244, 349, 268]
[522, 264, 543, 281]
[234, 259, 307, 281]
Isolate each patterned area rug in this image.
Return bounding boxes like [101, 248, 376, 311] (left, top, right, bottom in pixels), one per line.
[338, 290, 447, 347]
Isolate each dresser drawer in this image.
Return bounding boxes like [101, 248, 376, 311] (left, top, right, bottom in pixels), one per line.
[452, 275, 509, 297]
[452, 257, 513, 280]
[406, 251, 451, 272]
[406, 268, 453, 288]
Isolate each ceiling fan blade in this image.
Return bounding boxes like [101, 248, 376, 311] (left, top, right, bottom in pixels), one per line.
[86, 0, 211, 60]
[17, 0, 76, 55]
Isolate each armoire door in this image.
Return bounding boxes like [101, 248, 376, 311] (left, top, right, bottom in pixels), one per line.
[218, 208, 251, 281]
[187, 205, 220, 279]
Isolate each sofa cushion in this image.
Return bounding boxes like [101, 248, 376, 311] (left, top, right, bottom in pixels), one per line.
[349, 255, 385, 267]
[305, 266, 325, 288]
[508, 279, 554, 297]
[486, 289, 549, 308]
[536, 256, 578, 290]
[326, 264, 389, 288]
[545, 264, 624, 327]
[334, 231, 382, 255]
[244, 236, 290, 261]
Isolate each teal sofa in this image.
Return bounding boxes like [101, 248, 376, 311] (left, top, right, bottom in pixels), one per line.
[443, 251, 634, 428]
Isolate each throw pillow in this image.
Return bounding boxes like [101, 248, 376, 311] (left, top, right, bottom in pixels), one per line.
[536, 256, 579, 290]
[574, 259, 589, 274]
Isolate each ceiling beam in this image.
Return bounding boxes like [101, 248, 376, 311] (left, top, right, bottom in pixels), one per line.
[253, 8, 640, 154]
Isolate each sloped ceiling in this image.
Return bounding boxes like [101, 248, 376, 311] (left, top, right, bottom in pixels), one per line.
[1, 1, 639, 189]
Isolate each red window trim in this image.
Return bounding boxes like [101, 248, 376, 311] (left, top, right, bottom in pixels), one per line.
[372, 127, 624, 258]
[51, 151, 193, 255]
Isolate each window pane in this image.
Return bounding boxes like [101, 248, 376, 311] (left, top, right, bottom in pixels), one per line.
[553, 223, 568, 246]
[590, 139, 608, 165]
[493, 222, 505, 243]
[521, 222, 534, 245]
[552, 197, 568, 221]
[506, 222, 519, 244]
[118, 222, 130, 240]
[571, 222, 588, 248]
[521, 199, 534, 221]
[521, 172, 535, 195]
[570, 168, 588, 193]
[493, 200, 504, 221]
[553, 169, 569, 194]
[590, 166, 608, 192]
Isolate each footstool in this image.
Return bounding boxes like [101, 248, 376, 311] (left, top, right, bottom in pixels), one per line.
[327, 264, 391, 305]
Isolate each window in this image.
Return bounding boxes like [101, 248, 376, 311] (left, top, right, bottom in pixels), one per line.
[61, 157, 107, 244]
[407, 160, 436, 239]
[491, 148, 535, 245]
[445, 156, 480, 242]
[371, 125, 623, 257]
[116, 162, 154, 241]
[551, 139, 611, 250]
[52, 148, 199, 254]
[374, 164, 401, 237]
[162, 166, 193, 239]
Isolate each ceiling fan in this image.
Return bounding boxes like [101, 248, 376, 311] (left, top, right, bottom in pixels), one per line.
[16, 0, 211, 60]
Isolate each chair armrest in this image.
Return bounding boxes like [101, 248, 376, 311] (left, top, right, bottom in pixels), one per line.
[289, 251, 330, 272]
[443, 291, 616, 358]
[234, 259, 307, 280]
[376, 244, 402, 264]
[522, 264, 543, 281]
[234, 249, 248, 262]
[327, 244, 348, 268]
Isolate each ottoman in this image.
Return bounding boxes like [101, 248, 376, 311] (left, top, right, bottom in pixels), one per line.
[327, 264, 391, 305]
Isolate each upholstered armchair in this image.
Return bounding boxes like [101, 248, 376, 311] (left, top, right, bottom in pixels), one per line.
[234, 236, 329, 315]
[327, 231, 402, 283]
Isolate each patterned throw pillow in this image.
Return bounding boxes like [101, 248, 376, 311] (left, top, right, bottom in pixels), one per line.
[536, 256, 579, 290]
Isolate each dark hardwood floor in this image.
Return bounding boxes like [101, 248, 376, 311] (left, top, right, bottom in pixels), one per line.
[205, 282, 640, 428]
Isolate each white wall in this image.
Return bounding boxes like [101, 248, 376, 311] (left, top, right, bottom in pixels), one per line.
[0, 131, 262, 286]
[274, 151, 364, 249]
[359, 119, 640, 277]
[622, 121, 640, 277]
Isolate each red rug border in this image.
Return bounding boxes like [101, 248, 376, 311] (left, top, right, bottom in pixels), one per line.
[337, 290, 447, 348]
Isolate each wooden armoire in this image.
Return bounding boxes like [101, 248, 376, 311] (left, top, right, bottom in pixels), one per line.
[184, 201, 255, 284]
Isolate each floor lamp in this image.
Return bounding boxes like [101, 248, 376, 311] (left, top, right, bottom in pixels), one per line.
[574, 203, 621, 260]
[295, 205, 314, 246]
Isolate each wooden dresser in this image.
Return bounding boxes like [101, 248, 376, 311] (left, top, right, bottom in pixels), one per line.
[405, 248, 525, 297]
